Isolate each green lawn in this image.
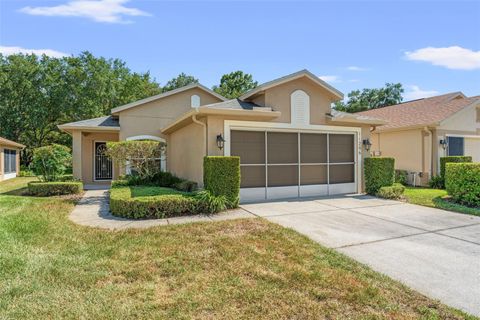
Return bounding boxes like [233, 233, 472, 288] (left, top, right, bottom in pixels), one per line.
[404, 187, 480, 216]
[0, 178, 476, 319]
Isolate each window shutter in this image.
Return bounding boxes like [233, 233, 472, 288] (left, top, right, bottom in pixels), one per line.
[290, 90, 310, 125]
[191, 95, 201, 108]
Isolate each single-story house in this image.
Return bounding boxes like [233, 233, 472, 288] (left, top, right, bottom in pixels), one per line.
[59, 69, 385, 202]
[357, 92, 480, 185]
[0, 137, 25, 181]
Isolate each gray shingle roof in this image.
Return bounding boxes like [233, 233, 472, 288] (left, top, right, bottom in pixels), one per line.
[201, 99, 266, 110]
[59, 116, 119, 128]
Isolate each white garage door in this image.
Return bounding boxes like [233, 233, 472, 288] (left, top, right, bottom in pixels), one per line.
[231, 130, 357, 202]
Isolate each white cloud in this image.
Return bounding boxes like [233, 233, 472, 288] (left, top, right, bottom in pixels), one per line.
[405, 46, 480, 70]
[0, 46, 69, 58]
[319, 75, 340, 83]
[404, 85, 439, 100]
[346, 66, 368, 71]
[19, 0, 151, 24]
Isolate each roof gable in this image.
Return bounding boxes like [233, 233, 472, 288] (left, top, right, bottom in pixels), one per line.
[0, 136, 25, 149]
[110, 83, 227, 115]
[239, 69, 343, 101]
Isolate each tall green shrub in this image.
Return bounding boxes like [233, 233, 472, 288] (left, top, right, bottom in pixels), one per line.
[203, 156, 240, 208]
[440, 156, 472, 180]
[445, 163, 480, 207]
[364, 157, 395, 195]
[31, 144, 72, 182]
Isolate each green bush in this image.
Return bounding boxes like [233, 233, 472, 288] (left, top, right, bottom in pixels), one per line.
[203, 156, 240, 208]
[377, 183, 405, 199]
[173, 180, 198, 192]
[364, 157, 395, 195]
[119, 171, 197, 192]
[195, 190, 228, 214]
[31, 144, 72, 182]
[440, 156, 472, 180]
[110, 185, 199, 219]
[28, 181, 83, 196]
[445, 163, 480, 207]
[394, 170, 408, 185]
[428, 175, 444, 189]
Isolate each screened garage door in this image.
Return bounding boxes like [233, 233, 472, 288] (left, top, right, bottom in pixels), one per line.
[231, 130, 357, 202]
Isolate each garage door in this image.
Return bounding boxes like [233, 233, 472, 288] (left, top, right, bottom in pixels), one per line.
[231, 130, 357, 202]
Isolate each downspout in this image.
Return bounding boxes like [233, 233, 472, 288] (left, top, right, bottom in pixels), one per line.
[192, 111, 208, 155]
[423, 127, 433, 179]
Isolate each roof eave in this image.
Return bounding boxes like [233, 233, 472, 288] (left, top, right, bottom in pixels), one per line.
[161, 108, 281, 134]
[57, 125, 120, 133]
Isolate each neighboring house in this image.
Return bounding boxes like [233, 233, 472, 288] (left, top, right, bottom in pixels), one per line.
[59, 70, 384, 202]
[357, 92, 480, 186]
[0, 137, 25, 181]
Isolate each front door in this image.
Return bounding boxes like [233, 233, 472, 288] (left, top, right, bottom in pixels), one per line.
[94, 142, 112, 180]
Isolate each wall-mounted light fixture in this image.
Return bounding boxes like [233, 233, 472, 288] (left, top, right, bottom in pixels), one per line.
[216, 134, 225, 150]
[362, 139, 372, 152]
[439, 139, 448, 150]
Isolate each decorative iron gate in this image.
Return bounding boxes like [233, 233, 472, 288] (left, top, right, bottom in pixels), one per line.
[94, 142, 112, 180]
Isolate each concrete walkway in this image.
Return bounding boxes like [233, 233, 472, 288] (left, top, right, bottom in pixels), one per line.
[69, 189, 255, 229]
[241, 195, 480, 316]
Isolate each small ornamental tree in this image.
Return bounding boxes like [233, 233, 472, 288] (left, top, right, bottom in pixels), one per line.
[31, 144, 72, 182]
[106, 141, 165, 180]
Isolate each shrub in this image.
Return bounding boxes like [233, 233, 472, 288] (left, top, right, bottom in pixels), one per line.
[31, 144, 72, 182]
[203, 156, 240, 208]
[364, 157, 395, 195]
[195, 190, 229, 214]
[394, 170, 408, 185]
[109, 185, 200, 219]
[445, 163, 480, 207]
[173, 180, 198, 192]
[118, 171, 197, 192]
[428, 175, 444, 189]
[28, 181, 83, 196]
[440, 156, 472, 181]
[377, 183, 405, 199]
[106, 141, 166, 180]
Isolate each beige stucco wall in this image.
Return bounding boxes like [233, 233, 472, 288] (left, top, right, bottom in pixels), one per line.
[465, 138, 480, 162]
[250, 77, 339, 124]
[167, 121, 205, 185]
[71, 131, 119, 184]
[118, 88, 222, 141]
[0, 144, 22, 181]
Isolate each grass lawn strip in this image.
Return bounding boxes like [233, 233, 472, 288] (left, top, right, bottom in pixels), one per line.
[0, 178, 476, 319]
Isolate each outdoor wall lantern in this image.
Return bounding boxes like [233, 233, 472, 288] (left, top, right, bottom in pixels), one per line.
[362, 139, 372, 152]
[216, 134, 225, 150]
[439, 139, 448, 150]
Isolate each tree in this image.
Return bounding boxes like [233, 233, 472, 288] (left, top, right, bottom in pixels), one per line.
[106, 141, 165, 180]
[212, 71, 258, 99]
[162, 72, 198, 92]
[334, 83, 404, 113]
[31, 144, 72, 182]
[0, 52, 161, 163]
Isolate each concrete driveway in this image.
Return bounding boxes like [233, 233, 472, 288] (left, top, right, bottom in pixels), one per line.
[241, 195, 480, 316]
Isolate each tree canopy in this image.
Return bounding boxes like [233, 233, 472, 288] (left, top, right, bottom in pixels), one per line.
[0, 52, 161, 161]
[212, 71, 258, 99]
[162, 72, 199, 92]
[334, 83, 404, 113]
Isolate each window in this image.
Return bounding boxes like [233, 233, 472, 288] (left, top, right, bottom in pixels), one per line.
[447, 137, 464, 156]
[191, 94, 200, 108]
[4, 149, 16, 174]
[290, 90, 310, 125]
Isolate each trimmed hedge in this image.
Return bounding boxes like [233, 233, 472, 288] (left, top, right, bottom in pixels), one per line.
[118, 171, 198, 192]
[110, 186, 199, 219]
[364, 157, 395, 195]
[445, 163, 480, 207]
[28, 181, 83, 196]
[377, 183, 405, 199]
[440, 156, 472, 180]
[203, 156, 240, 208]
[394, 170, 408, 185]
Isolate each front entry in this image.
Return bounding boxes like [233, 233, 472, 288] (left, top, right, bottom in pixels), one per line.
[230, 129, 357, 202]
[94, 142, 113, 181]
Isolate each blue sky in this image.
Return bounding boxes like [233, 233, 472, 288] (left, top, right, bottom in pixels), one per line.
[1, 0, 479, 100]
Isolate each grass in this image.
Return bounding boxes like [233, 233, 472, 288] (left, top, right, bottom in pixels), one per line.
[129, 186, 188, 198]
[0, 178, 476, 319]
[404, 186, 480, 216]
